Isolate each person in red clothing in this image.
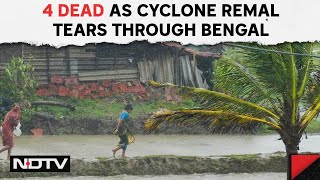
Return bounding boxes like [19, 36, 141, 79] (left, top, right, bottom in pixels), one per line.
[0, 104, 21, 160]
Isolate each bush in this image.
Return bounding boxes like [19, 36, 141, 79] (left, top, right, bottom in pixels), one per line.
[0, 57, 37, 102]
[0, 57, 38, 121]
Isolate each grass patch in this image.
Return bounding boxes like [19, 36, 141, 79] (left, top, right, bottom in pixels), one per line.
[32, 97, 197, 120]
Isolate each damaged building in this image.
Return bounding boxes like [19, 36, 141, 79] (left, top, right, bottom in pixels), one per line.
[0, 42, 223, 98]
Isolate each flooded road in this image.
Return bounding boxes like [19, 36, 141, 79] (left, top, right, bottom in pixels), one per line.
[1, 134, 318, 159]
[4, 173, 286, 180]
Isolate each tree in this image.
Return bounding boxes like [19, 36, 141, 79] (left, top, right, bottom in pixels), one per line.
[0, 57, 75, 123]
[145, 42, 319, 156]
[0, 57, 37, 102]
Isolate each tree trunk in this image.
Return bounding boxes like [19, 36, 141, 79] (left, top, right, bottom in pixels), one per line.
[285, 143, 298, 180]
[285, 143, 299, 155]
[284, 139, 300, 180]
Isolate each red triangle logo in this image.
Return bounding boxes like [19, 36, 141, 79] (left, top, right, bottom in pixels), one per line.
[291, 154, 320, 180]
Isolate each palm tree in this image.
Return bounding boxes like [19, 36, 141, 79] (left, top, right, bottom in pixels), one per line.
[145, 42, 319, 156]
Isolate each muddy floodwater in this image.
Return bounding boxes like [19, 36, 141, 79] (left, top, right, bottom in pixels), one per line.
[1, 134, 319, 159]
[4, 173, 286, 180]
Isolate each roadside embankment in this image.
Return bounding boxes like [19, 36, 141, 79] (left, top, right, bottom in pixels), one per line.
[0, 153, 286, 178]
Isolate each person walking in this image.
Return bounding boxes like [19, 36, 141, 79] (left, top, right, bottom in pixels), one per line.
[0, 104, 21, 160]
[112, 104, 135, 158]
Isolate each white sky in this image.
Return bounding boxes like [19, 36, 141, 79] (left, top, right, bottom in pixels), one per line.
[0, 0, 319, 47]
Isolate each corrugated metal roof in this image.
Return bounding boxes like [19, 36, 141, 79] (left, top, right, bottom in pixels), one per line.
[162, 42, 222, 58]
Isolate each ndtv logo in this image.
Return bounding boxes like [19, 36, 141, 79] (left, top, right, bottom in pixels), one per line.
[10, 156, 70, 172]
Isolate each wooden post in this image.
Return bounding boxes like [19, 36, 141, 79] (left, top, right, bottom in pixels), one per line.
[65, 47, 71, 77]
[45, 46, 50, 83]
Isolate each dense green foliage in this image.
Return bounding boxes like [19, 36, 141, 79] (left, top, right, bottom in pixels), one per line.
[0, 57, 37, 120]
[0, 57, 37, 102]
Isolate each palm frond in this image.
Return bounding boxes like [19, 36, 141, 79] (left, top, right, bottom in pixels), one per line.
[145, 109, 281, 134]
[300, 70, 320, 130]
[150, 81, 279, 121]
[215, 56, 281, 114]
[240, 43, 312, 95]
[299, 68, 320, 132]
[299, 96, 320, 132]
[287, 44, 298, 124]
[302, 68, 320, 106]
[240, 44, 288, 96]
[294, 43, 313, 99]
[239, 43, 313, 125]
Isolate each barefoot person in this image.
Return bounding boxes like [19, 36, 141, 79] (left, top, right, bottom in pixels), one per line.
[112, 104, 135, 158]
[0, 104, 21, 160]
